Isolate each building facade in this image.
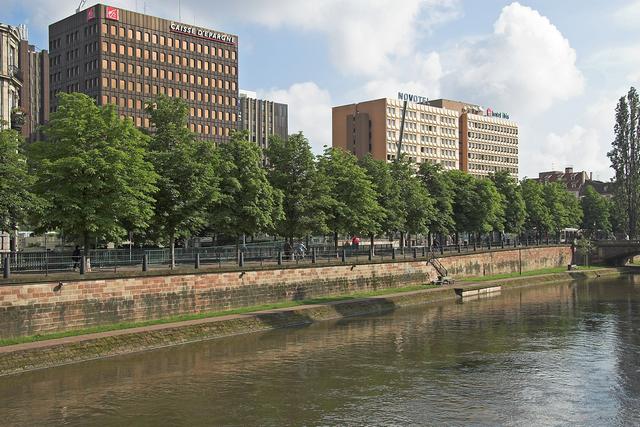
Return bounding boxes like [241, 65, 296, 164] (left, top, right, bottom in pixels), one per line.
[536, 167, 613, 198]
[239, 89, 288, 151]
[49, 4, 239, 142]
[426, 98, 519, 178]
[0, 23, 22, 131]
[332, 98, 460, 170]
[19, 39, 49, 141]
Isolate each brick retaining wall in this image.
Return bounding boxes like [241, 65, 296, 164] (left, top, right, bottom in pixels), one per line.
[0, 246, 571, 339]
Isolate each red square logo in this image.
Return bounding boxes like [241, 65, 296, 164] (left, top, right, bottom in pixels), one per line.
[106, 6, 120, 21]
[86, 7, 96, 21]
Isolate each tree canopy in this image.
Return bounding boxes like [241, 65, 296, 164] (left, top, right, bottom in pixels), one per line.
[266, 132, 328, 241]
[30, 92, 157, 253]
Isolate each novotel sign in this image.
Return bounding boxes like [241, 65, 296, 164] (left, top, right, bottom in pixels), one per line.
[398, 92, 428, 104]
[170, 23, 235, 45]
[485, 108, 510, 120]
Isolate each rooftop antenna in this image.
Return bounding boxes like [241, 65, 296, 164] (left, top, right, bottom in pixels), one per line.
[179, 0, 182, 21]
[76, 0, 86, 13]
[144, 2, 147, 14]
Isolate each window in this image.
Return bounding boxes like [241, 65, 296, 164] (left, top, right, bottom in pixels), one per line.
[110, 25, 116, 36]
[118, 27, 125, 37]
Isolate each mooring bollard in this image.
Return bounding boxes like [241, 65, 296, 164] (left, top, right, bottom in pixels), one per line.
[142, 254, 148, 272]
[195, 253, 201, 269]
[79, 256, 86, 275]
[312, 248, 317, 264]
[3, 255, 9, 279]
[392, 247, 396, 260]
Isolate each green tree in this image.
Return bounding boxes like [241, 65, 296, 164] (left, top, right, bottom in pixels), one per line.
[30, 93, 157, 254]
[212, 130, 283, 250]
[521, 179, 553, 239]
[543, 182, 582, 238]
[359, 155, 400, 244]
[471, 178, 505, 237]
[146, 95, 220, 267]
[446, 170, 477, 240]
[490, 171, 526, 235]
[417, 162, 455, 241]
[266, 132, 328, 242]
[317, 148, 383, 249]
[390, 157, 435, 244]
[608, 87, 640, 238]
[0, 128, 38, 248]
[581, 185, 611, 236]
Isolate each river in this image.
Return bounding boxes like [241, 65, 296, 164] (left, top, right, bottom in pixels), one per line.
[1, 275, 640, 426]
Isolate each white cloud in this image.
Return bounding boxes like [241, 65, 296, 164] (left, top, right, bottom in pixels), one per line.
[260, 82, 332, 154]
[359, 52, 443, 100]
[219, 0, 459, 76]
[442, 2, 584, 115]
[612, 0, 640, 28]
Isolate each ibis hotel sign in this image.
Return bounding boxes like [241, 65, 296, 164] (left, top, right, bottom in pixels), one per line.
[397, 92, 428, 104]
[170, 22, 236, 45]
[485, 107, 510, 120]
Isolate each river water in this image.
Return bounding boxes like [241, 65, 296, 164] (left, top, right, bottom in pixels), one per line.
[2, 276, 640, 426]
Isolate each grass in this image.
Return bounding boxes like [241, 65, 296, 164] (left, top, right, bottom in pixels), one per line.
[0, 283, 437, 347]
[459, 265, 603, 283]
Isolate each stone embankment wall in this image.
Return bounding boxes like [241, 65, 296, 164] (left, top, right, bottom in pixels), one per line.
[0, 246, 571, 339]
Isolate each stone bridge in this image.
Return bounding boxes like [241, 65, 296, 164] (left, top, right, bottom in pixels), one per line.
[592, 240, 640, 266]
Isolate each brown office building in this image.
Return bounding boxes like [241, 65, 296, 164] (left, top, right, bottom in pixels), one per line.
[332, 97, 460, 170]
[49, 4, 239, 142]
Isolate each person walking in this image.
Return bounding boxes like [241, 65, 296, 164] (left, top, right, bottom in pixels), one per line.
[72, 245, 81, 271]
[351, 235, 360, 252]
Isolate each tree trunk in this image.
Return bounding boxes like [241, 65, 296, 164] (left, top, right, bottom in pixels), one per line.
[83, 232, 90, 257]
[370, 234, 375, 256]
[169, 234, 176, 270]
[334, 231, 338, 251]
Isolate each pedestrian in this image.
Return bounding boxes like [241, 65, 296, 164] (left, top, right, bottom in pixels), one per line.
[283, 241, 292, 259]
[72, 245, 81, 271]
[351, 235, 360, 251]
[294, 241, 307, 259]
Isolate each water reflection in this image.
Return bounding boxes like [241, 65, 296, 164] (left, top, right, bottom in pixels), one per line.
[1, 277, 640, 426]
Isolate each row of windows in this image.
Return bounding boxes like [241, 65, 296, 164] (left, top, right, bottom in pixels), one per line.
[469, 132, 517, 145]
[99, 94, 237, 123]
[101, 23, 236, 60]
[101, 42, 237, 75]
[470, 121, 518, 135]
[469, 142, 518, 154]
[101, 77, 236, 106]
[469, 164, 518, 175]
[387, 144, 457, 158]
[114, 112, 235, 137]
[468, 153, 517, 164]
[387, 107, 457, 124]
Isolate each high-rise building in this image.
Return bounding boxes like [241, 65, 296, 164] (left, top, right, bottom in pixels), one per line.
[49, 4, 239, 142]
[239, 89, 288, 151]
[426, 99, 519, 178]
[0, 23, 22, 131]
[18, 38, 49, 142]
[332, 97, 460, 170]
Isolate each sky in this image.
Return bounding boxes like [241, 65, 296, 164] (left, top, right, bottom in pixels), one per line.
[1, 0, 638, 180]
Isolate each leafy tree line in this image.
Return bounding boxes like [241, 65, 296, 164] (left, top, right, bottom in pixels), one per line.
[0, 93, 616, 264]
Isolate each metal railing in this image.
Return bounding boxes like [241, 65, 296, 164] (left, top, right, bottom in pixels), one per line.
[1, 238, 564, 279]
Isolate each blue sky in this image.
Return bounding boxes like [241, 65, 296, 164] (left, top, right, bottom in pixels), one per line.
[2, 0, 638, 180]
